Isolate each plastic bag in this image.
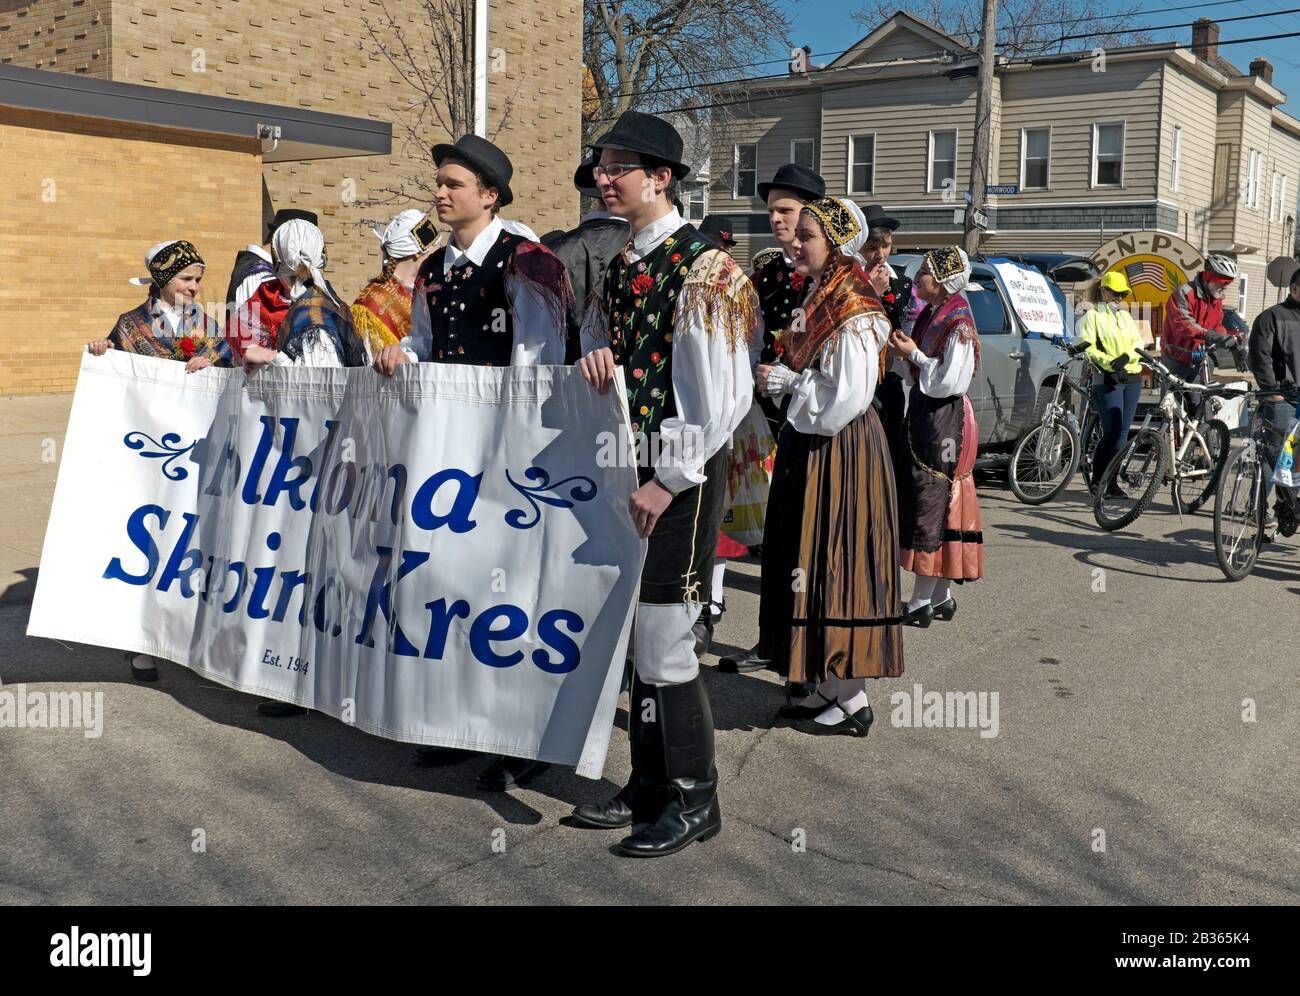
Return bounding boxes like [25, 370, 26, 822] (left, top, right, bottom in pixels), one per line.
[720, 405, 777, 547]
[1270, 418, 1300, 489]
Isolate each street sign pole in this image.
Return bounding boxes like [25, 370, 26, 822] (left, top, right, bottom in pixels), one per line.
[963, 0, 998, 255]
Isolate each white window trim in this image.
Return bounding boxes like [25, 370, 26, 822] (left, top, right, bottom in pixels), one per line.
[733, 143, 757, 199]
[1245, 149, 1261, 209]
[1170, 126, 1182, 193]
[1281, 177, 1289, 224]
[1270, 170, 1281, 222]
[1091, 120, 1126, 189]
[1239, 274, 1249, 319]
[847, 132, 877, 195]
[789, 138, 816, 172]
[927, 127, 958, 194]
[1019, 126, 1051, 191]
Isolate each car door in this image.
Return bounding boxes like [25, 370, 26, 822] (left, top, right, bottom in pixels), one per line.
[963, 272, 1021, 445]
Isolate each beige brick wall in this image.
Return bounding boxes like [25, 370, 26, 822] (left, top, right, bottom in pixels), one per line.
[2, 0, 582, 310]
[0, 0, 112, 76]
[0, 106, 261, 395]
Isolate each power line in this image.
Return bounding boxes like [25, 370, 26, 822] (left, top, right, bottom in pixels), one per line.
[1035, 6, 1300, 46]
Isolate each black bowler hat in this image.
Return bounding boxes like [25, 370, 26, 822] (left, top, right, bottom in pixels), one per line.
[757, 163, 825, 202]
[698, 215, 737, 247]
[266, 208, 318, 241]
[431, 134, 514, 207]
[573, 153, 600, 197]
[863, 203, 901, 231]
[589, 111, 690, 179]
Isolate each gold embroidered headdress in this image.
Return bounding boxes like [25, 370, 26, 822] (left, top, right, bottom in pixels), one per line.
[804, 197, 862, 249]
[923, 246, 972, 294]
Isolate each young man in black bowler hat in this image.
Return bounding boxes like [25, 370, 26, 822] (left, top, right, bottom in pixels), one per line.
[373, 133, 572, 792]
[541, 153, 630, 362]
[569, 110, 759, 858]
[716, 162, 825, 676]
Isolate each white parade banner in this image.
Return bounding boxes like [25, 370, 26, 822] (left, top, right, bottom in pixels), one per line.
[28, 351, 645, 778]
[990, 258, 1067, 337]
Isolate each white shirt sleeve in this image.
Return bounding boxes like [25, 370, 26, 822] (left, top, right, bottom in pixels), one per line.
[748, 312, 768, 373]
[786, 313, 882, 437]
[653, 253, 757, 494]
[400, 287, 432, 363]
[909, 334, 975, 398]
[506, 272, 567, 366]
[269, 333, 344, 368]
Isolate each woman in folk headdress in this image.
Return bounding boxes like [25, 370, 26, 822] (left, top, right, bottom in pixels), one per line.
[351, 209, 439, 356]
[86, 240, 232, 370]
[241, 219, 368, 371]
[888, 246, 984, 626]
[754, 196, 903, 738]
[84, 240, 232, 684]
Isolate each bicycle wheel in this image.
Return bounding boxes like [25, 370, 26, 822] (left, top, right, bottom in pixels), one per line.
[1093, 428, 1167, 531]
[1213, 445, 1265, 581]
[1173, 419, 1230, 514]
[1079, 411, 1102, 487]
[1009, 416, 1081, 505]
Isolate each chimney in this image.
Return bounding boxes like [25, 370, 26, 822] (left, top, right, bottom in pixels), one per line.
[1250, 57, 1274, 83]
[1192, 18, 1220, 64]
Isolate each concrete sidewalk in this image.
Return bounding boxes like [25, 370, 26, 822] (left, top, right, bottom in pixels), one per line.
[0, 394, 70, 607]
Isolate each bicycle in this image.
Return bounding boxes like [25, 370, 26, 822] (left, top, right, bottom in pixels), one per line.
[1092, 349, 1234, 531]
[1212, 386, 1300, 581]
[1008, 339, 1102, 505]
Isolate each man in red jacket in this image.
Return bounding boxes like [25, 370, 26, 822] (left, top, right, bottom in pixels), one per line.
[1162, 253, 1244, 383]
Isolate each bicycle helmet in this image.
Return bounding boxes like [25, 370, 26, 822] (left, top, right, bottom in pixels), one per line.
[1204, 253, 1238, 280]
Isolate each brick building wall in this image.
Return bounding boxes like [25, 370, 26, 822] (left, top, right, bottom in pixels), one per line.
[1, 0, 583, 303]
[0, 105, 261, 395]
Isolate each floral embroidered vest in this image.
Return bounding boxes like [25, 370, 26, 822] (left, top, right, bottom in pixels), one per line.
[416, 231, 518, 366]
[603, 224, 710, 438]
[750, 247, 807, 364]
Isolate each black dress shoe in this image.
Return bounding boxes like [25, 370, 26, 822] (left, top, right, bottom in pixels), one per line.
[256, 701, 307, 717]
[902, 603, 934, 628]
[790, 705, 873, 738]
[717, 643, 771, 673]
[931, 597, 957, 622]
[777, 692, 834, 720]
[569, 783, 635, 829]
[126, 653, 158, 682]
[476, 755, 552, 792]
[414, 745, 481, 767]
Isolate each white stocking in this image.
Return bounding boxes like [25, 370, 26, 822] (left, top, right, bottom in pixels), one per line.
[932, 579, 951, 605]
[710, 562, 727, 615]
[907, 575, 938, 611]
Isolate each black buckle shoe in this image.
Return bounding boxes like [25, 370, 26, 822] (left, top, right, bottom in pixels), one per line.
[570, 782, 636, 829]
[790, 704, 874, 738]
[476, 755, 552, 792]
[902, 603, 934, 628]
[776, 691, 834, 720]
[931, 597, 957, 622]
[717, 643, 772, 673]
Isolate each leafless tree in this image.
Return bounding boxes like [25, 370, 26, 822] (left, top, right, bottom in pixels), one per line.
[357, 0, 518, 211]
[583, 0, 798, 148]
[852, 1, 1158, 59]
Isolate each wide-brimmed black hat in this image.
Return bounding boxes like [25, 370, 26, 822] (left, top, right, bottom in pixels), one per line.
[573, 153, 600, 197]
[265, 208, 318, 241]
[431, 134, 514, 207]
[862, 204, 901, 231]
[757, 163, 825, 202]
[698, 215, 737, 247]
[589, 111, 690, 179]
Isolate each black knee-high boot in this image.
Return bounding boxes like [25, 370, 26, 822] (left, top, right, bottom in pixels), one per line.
[569, 674, 666, 829]
[615, 675, 721, 857]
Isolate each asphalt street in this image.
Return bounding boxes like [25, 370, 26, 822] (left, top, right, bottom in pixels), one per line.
[3, 435, 1297, 904]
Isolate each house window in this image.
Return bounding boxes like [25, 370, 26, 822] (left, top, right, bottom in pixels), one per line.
[848, 134, 875, 194]
[1246, 149, 1261, 208]
[682, 183, 707, 223]
[1021, 127, 1050, 190]
[1092, 122, 1124, 187]
[1170, 126, 1182, 192]
[790, 138, 816, 171]
[734, 144, 757, 198]
[1238, 274, 1249, 320]
[928, 129, 957, 193]
[1270, 171, 1281, 222]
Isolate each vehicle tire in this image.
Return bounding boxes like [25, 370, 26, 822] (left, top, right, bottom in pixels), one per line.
[1079, 411, 1102, 487]
[1009, 416, 1080, 505]
[1093, 428, 1167, 531]
[1174, 419, 1230, 514]
[1213, 445, 1265, 581]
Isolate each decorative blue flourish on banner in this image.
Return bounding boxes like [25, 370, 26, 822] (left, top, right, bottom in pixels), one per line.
[505, 467, 597, 529]
[123, 430, 196, 481]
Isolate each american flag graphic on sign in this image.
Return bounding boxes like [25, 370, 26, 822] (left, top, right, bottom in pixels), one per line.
[1124, 261, 1169, 291]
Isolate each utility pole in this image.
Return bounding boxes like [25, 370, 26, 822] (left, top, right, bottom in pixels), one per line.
[964, 0, 998, 254]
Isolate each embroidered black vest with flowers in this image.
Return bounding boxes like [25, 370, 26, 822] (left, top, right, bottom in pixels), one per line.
[416, 231, 518, 366]
[750, 248, 807, 363]
[603, 223, 710, 440]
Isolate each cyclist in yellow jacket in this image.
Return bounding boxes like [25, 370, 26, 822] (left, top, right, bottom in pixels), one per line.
[1079, 271, 1145, 494]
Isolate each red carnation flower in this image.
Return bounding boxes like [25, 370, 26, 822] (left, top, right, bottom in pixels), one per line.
[179, 337, 197, 358]
[631, 274, 654, 296]
[670, 252, 683, 264]
[789, 273, 807, 291]
[650, 352, 661, 364]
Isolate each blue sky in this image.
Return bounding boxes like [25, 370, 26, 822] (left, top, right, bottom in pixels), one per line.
[784, 0, 1300, 114]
